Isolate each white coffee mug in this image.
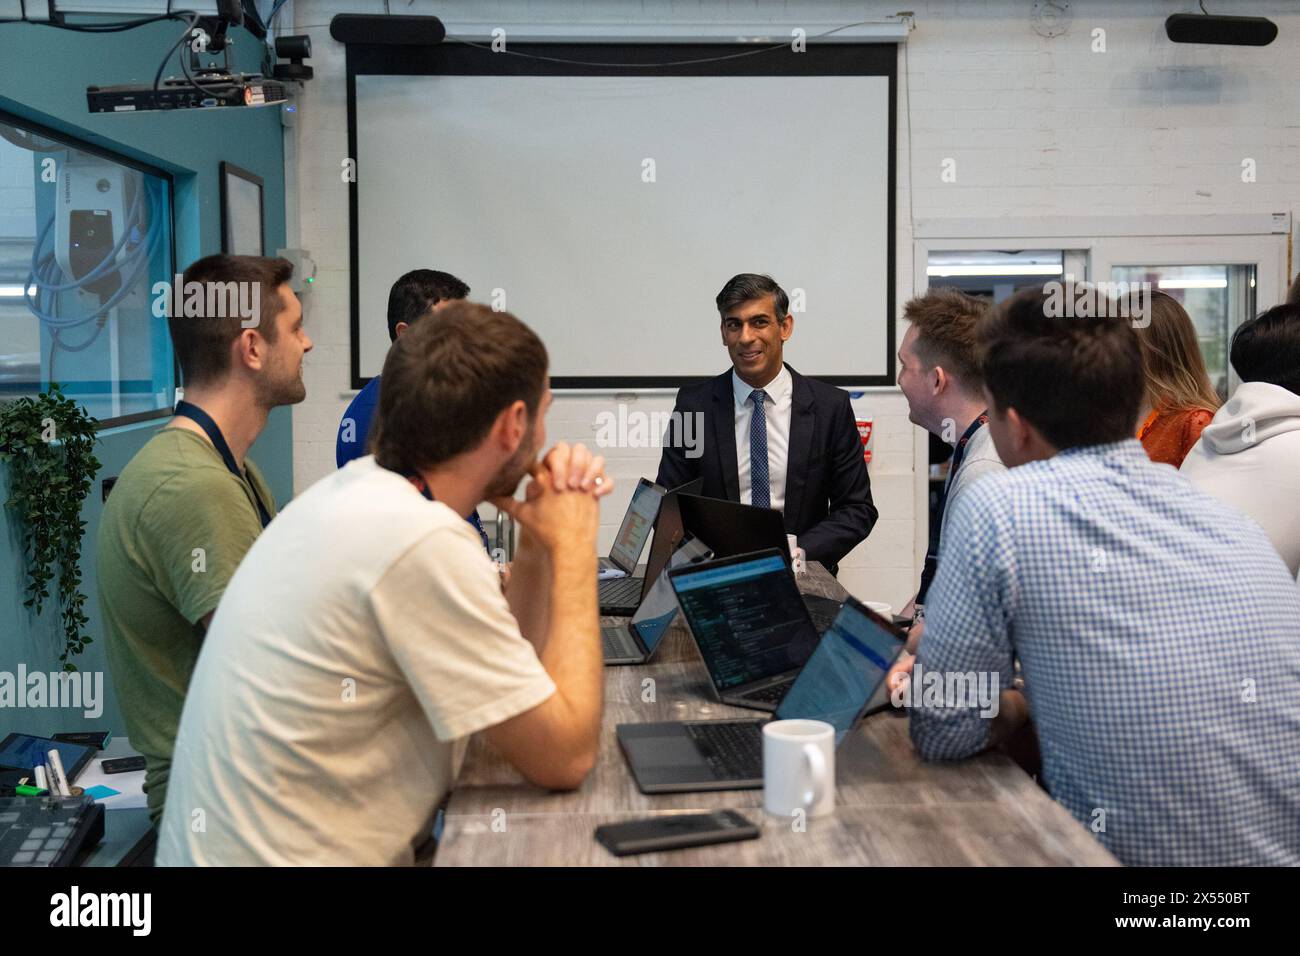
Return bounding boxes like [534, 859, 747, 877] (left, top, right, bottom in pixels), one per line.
[763, 719, 835, 818]
[786, 534, 807, 575]
[865, 601, 893, 620]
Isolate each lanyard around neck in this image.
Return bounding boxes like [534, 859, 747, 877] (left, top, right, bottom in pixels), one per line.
[916, 410, 990, 607]
[946, 411, 991, 490]
[397, 468, 493, 555]
[406, 471, 435, 501]
[173, 400, 272, 529]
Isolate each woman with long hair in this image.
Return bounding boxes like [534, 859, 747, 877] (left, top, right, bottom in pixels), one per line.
[1134, 290, 1222, 467]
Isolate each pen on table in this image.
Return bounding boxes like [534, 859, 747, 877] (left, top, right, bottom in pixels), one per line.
[46, 749, 71, 797]
[40, 753, 59, 795]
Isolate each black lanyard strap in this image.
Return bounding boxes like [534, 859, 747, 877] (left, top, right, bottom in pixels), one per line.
[173, 400, 273, 529]
[401, 469, 492, 554]
[916, 410, 990, 607]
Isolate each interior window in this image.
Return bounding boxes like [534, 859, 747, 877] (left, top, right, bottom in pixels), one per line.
[0, 116, 175, 424]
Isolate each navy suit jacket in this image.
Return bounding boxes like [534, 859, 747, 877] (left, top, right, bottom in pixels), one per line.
[655, 365, 877, 574]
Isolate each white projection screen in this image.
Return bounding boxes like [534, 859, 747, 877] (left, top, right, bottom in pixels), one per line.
[346, 41, 896, 387]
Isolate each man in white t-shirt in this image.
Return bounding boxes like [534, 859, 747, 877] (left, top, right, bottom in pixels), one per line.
[156, 302, 611, 865]
[895, 288, 1005, 623]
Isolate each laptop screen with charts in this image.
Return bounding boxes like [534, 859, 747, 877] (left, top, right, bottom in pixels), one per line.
[668, 550, 819, 700]
[607, 478, 665, 573]
[774, 597, 906, 743]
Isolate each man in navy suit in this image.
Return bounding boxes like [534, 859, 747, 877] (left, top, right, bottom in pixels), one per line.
[656, 274, 877, 573]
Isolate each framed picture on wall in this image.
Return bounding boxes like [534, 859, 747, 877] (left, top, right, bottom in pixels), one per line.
[220, 162, 265, 255]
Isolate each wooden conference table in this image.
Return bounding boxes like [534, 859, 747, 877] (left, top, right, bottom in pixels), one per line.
[435, 564, 1118, 866]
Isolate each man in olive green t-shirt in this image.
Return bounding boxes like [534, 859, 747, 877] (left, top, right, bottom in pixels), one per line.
[97, 254, 312, 825]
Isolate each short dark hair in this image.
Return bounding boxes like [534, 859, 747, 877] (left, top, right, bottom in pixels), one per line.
[979, 287, 1144, 450]
[169, 254, 293, 387]
[386, 269, 469, 341]
[371, 301, 548, 474]
[716, 273, 789, 321]
[902, 287, 988, 389]
[1230, 304, 1300, 394]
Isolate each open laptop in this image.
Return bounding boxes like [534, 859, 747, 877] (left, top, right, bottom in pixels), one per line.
[637, 477, 702, 594]
[616, 595, 906, 793]
[669, 548, 848, 711]
[675, 493, 846, 628]
[601, 534, 712, 665]
[600, 477, 702, 615]
[598, 478, 665, 613]
[599, 477, 663, 575]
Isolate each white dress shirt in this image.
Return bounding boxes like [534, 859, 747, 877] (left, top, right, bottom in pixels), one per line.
[733, 365, 793, 511]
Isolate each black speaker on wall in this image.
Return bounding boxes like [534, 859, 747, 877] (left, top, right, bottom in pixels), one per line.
[1166, 14, 1278, 46]
[329, 14, 447, 46]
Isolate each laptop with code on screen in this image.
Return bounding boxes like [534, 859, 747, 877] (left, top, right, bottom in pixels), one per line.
[667, 549, 821, 711]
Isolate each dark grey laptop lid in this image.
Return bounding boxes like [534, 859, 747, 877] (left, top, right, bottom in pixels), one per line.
[637, 477, 704, 603]
[627, 534, 712, 656]
[677, 494, 792, 563]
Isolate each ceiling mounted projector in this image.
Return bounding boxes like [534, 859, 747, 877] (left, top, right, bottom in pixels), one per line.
[1165, 13, 1278, 46]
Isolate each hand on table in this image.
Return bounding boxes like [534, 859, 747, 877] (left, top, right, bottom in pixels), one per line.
[885, 652, 915, 708]
[904, 615, 924, 655]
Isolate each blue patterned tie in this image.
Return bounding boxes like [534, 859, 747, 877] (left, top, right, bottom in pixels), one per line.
[749, 389, 770, 509]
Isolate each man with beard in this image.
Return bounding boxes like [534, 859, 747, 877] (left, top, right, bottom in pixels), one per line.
[98, 254, 312, 827]
[156, 302, 612, 865]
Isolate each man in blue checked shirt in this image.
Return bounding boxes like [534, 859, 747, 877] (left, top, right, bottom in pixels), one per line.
[891, 285, 1300, 867]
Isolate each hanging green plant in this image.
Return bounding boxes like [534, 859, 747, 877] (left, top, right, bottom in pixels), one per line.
[0, 384, 101, 671]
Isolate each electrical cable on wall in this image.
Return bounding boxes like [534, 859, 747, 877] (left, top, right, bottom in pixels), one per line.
[4, 125, 165, 372]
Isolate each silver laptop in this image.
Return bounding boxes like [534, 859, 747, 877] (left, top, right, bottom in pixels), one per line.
[601, 535, 712, 665]
[598, 477, 666, 614]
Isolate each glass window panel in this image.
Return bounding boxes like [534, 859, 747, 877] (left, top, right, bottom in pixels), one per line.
[1111, 263, 1256, 401]
[926, 249, 1065, 303]
[0, 117, 175, 424]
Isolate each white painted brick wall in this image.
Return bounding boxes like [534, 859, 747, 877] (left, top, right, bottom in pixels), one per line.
[286, 0, 1300, 608]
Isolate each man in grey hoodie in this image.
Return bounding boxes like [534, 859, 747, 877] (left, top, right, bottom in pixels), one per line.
[1181, 303, 1300, 578]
